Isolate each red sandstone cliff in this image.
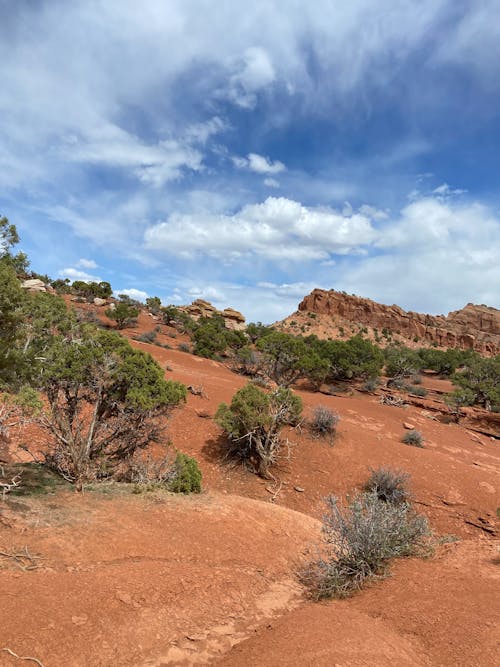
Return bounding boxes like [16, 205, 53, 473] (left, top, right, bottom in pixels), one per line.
[279, 289, 500, 354]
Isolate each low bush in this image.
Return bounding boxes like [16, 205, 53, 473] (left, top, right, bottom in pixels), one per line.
[362, 377, 380, 392]
[309, 405, 339, 440]
[168, 453, 202, 494]
[134, 330, 157, 343]
[364, 468, 410, 505]
[402, 430, 424, 447]
[178, 342, 191, 353]
[302, 492, 430, 599]
[409, 385, 427, 397]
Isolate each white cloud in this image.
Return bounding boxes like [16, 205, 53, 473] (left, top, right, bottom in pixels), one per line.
[144, 196, 377, 262]
[432, 183, 467, 197]
[116, 288, 148, 302]
[58, 267, 101, 282]
[264, 178, 280, 188]
[247, 153, 285, 174]
[342, 192, 500, 312]
[233, 153, 286, 174]
[76, 258, 98, 269]
[226, 47, 276, 108]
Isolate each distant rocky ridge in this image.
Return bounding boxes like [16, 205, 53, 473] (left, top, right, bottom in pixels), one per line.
[279, 288, 500, 355]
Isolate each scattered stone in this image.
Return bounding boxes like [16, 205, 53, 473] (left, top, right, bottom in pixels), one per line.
[294, 486, 305, 493]
[93, 297, 107, 306]
[403, 422, 416, 430]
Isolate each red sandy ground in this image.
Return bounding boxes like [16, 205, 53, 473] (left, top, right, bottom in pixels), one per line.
[1, 308, 499, 666]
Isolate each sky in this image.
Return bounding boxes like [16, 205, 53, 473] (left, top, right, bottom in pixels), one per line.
[1, 0, 499, 323]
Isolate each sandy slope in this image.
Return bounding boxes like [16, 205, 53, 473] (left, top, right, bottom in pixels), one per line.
[1, 311, 499, 665]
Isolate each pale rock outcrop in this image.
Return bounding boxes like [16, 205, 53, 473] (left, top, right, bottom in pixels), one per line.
[21, 278, 47, 293]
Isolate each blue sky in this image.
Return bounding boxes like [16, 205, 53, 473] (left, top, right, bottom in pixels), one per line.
[1, 0, 499, 322]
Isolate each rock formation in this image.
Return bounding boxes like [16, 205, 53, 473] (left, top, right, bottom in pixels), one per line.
[21, 278, 47, 293]
[279, 289, 500, 354]
[180, 299, 246, 331]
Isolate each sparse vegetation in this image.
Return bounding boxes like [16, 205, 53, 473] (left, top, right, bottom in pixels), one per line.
[402, 430, 424, 447]
[309, 405, 339, 441]
[302, 489, 430, 599]
[364, 467, 410, 504]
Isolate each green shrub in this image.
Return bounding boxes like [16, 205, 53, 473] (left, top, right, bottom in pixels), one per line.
[302, 492, 430, 599]
[178, 342, 191, 353]
[402, 430, 424, 447]
[168, 453, 202, 494]
[215, 383, 302, 477]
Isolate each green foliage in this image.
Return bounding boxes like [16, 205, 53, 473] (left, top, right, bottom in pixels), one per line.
[161, 305, 180, 325]
[0, 216, 29, 275]
[146, 296, 162, 314]
[417, 347, 475, 376]
[246, 321, 273, 344]
[215, 383, 303, 476]
[0, 260, 25, 384]
[384, 345, 422, 379]
[449, 355, 500, 411]
[35, 327, 187, 485]
[72, 280, 112, 301]
[168, 452, 202, 494]
[303, 492, 431, 599]
[105, 301, 140, 329]
[257, 331, 315, 387]
[192, 315, 246, 359]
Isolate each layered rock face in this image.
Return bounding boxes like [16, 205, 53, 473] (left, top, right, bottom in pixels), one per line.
[294, 289, 500, 354]
[180, 299, 246, 331]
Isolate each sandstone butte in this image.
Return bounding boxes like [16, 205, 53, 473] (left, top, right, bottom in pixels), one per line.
[280, 288, 500, 355]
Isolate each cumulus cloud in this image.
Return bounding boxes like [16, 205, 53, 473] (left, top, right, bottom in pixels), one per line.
[144, 196, 377, 262]
[116, 288, 148, 302]
[58, 267, 102, 282]
[342, 192, 500, 312]
[233, 153, 286, 174]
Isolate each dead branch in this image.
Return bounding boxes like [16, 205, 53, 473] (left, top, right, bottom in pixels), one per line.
[379, 394, 406, 407]
[0, 546, 43, 571]
[187, 385, 208, 399]
[0, 466, 22, 500]
[1, 648, 45, 666]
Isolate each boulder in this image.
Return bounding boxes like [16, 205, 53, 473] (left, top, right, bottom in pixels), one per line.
[21, 278, 46, 293]
[93, 297, 107, 306]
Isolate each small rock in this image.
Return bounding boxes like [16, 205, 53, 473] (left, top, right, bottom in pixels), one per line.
[72, 615, 88, 625]
[294, 486, 305, 493]
[403, 422, 416, 430]
[116, 590, 133, 605]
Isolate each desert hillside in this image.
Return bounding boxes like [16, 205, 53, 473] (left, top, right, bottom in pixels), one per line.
[1, 302, 499, 666]
[277, 288, 500, 355]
